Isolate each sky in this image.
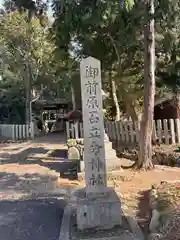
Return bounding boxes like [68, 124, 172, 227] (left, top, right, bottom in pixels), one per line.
[0, 0, 3, 7]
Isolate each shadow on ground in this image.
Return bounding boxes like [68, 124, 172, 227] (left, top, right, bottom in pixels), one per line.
[0, 197, 67, 240]
[137, 189, 151, 237]
[0, 146, 78, 180]
[0, 172, 59, 194]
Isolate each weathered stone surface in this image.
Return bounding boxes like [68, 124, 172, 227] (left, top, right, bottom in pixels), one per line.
[78, 170, 131, 182]
[74, 187, 122, 230]
[78, 235, 136, 240]
[148, 233, 163, 240]
[80, 160, 85, 172]
[78, 56, 122, 231]
[80, 56, 107, 196]
[68, 146, 80, 160]
[149, 209, 160, 233]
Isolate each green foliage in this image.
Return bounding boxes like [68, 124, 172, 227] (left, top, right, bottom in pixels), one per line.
[51, 0, 144, 116]
[51, 0, 180, 118]
[1, 0, 180, 122]
[0, 77, 26, 123]
[0, 9, 70, 123]
[155, 0, 180, 92]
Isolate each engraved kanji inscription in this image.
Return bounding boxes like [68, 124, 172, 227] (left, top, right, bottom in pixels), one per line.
[96, 173, 104, 185]
[89, 173, 104, 186]
[86, 96, 99, 109]
[89, 111, 100, 124]
[89, 174, 96, 186]
[89, 126, 101, 139]
[85, 65, 99, 79]
[91, 155, 103, 171]
[89, 140, 102, 156]
[85, 81, 98, 95]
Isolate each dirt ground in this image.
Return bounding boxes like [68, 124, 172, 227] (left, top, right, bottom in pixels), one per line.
[115, 167, 180, 230]
[1, 134, 180, 236]
[59, 166, 180, 234]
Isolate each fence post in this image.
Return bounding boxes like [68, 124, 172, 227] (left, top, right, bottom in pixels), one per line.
[124, 122, 129, 143]
[163, 119, 169, 145]
[2, 125, 5, 139]
[176, 119, 180, 143]
[115, 121, 121, 141]
[152, 120, 157, 142]
[23, 125, 26, 139]
[119, 121, 125, 143]
[11, 125, 15, 141]
[15, 125, 19, 140]
[74, 121, 79, 139]
[169, 119, 175, 144]
[157, 120, 162, 144]
[19, 125, 22, 139]
[66, 121, 70, 139]
[30, 122, 34, 139]
[70, 122, 75, 138]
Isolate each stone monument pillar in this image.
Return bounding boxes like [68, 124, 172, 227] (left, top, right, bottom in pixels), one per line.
[80, 56, 107, 196]
[75, 56, 122, 230]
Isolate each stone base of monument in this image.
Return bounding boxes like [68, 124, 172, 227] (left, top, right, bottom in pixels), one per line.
[70, 201, 135, 240]
[73, 187, 122, 230]
[78, 170, 133, 182]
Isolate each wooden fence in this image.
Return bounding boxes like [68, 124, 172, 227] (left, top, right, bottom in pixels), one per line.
[66, 119, 180, 145]
[66, 121, 84, 139]
[0, 122, 35, 140]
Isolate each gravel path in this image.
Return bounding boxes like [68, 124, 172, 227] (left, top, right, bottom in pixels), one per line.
[0, 197, 67, 240]
[0, 133, 69, 240]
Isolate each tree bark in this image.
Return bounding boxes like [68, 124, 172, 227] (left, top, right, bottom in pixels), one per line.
[111, 78, 121, 121]
[25, 63, 31, 123]
[71, 82, 76, 110]
[25, 10, 32, 124]
[138, 0, 155, 170]
[174, 93, 180, 118]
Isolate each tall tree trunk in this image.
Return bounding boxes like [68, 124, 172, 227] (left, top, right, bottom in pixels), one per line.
[176, 94, 180, 118]
[71, 82, 76, 110]
[172, 47, 180, 118]
[25, 10, 32, 124]
[25, 63, 31, 123]
[138, 0, 155, 169]
[111, 78, 121, 121]
[173, 92, 180, 118]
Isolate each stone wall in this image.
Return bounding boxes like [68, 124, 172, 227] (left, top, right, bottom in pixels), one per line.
[67, 139, 84, 159]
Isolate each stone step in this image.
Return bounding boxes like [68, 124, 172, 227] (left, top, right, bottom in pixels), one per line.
[104, 142, 113, 151]
[39, 159, 78, 176]
[105, 147, 116, 153]
[105, 151, 117, 159]
[107, 159, 122, 167]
